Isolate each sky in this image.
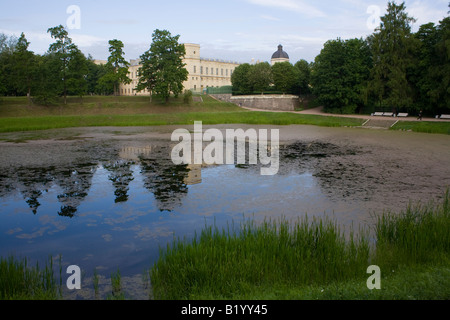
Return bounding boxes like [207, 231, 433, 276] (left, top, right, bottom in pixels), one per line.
[0, 0, 448, 63]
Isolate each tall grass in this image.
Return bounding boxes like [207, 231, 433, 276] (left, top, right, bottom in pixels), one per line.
[374, 189, 450, 268]
[150, 216, 370, 300]
[0, 255, 60, 300]
[150, 191, 450, 300]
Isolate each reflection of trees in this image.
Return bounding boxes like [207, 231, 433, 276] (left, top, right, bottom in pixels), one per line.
[53, 163, 96, 218]
[103, 160, 135, 203]
[16, 167, 54, 215]
[140, 159, 190, 212]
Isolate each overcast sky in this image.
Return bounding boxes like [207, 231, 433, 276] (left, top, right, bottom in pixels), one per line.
[1, 0, 448, 63]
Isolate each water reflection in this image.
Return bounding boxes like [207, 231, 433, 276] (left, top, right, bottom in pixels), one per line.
[0, 142, 364, 217]
[0, 140, 370, 286]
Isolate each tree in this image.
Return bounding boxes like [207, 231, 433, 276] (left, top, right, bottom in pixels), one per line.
[366, 1, 417, 113]
[137, 29, 188, 103]
[100, 39, 131, 96]
[12, 33, 37, 103]
[248, 62, 272, 94]
[294, 59, 312, 95]
[231, 63, 253, 95]
[0, 33, 18, 96]
[33, 53, 63, 105]
[66, 48, 88, 100]
[271, 62, 298, 94]
[47, 25, 78, 104]
[311, 38, 371, 113]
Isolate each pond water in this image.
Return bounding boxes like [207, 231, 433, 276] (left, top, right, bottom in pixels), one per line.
[1, 126, 448, 299]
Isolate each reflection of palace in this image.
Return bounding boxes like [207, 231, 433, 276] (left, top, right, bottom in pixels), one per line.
[119, 146, 153, 161]
[185, 164, 202, 185]
[120, 146, 203, 186]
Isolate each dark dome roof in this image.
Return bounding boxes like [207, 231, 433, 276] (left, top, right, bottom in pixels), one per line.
[271, 45, 289, 59]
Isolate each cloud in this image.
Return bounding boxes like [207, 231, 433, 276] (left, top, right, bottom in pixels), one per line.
[246, 0, 326, 17]
[407, 0, 448, 25]
[260, 15, 280, 21]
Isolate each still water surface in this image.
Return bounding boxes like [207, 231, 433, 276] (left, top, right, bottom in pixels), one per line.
[0, 139, 377, 298]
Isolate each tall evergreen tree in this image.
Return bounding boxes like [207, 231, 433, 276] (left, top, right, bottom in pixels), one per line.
[100, 39, 131, 96]
[366, 1, 417, 113]
[137, 29, 188, 103]
[12, 33, 37, 103]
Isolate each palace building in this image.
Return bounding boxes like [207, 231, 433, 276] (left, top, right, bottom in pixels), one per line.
[118, 43, 241, 96]
[271, 44, 290, 65]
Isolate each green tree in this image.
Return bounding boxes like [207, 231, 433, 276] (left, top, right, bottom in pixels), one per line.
[100, 39, 131, 96]
[248, 62, 272, 93]
[47, 25, 78, 105]
[311, 38, 371, 113]
[85, 57, 114, 95]
[271, 62, 299, 94]
[0, 33, 18, 96]
[33, 53, 63, 105]
[366, 1, 417, 113]
[12, 33, 37, 103]
[67, 48, 88, 100]
[137, 29, 188, 103]
[413, 16, 450, 115]
[231, 63, 253, 95]
[294, 59, 312, 95]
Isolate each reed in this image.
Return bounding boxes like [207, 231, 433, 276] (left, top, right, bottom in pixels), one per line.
[150, 216, 371, 300]
[150, 191, 450, 300]
[108, 268, 125, 300]
[0, 255, 60, 300]
[374, 189, 450, 268]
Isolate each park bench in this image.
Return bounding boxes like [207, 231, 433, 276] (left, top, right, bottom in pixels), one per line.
[397, 113, 408, 117]
[440, 114, 450, 119]
[383, 112, 394, 117]
[373, 112, 384, 116]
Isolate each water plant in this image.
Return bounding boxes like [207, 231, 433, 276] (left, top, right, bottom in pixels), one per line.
[0, 255, 60, 300]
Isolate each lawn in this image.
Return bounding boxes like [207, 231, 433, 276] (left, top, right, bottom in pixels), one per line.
[0, 95, 364, 133]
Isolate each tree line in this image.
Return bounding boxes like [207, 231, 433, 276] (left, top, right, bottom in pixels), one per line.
[232, 1, 450, 116]
[1, 1, 448, 115]
[0, 26, 187, 105]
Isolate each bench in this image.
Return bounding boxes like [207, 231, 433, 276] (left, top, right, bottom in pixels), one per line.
[397, 113, 408, 117]
[383, 112, 394, 117]
[373, 112, 384, 116]
[440, 114, 450, 119]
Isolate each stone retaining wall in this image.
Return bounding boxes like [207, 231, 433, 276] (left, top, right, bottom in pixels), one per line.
[211, 94, 300, 111]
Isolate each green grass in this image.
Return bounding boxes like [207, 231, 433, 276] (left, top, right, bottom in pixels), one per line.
[0, 255, 61, 300]
[0, 95, 363, 133]
[391, 121, 450, 135]
[149, 190, 450, 300]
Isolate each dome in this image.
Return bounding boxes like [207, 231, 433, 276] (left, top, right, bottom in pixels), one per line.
[271, 45, 289, 59]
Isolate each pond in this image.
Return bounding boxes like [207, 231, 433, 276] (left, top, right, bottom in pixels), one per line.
[1, 125, 449, 299]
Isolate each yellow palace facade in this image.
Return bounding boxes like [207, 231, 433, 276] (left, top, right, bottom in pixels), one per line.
[118, 43, 241, 96]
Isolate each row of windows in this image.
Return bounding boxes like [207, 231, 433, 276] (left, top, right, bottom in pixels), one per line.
[128, 67, 234, 79]
[193, 66, 233, 77]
